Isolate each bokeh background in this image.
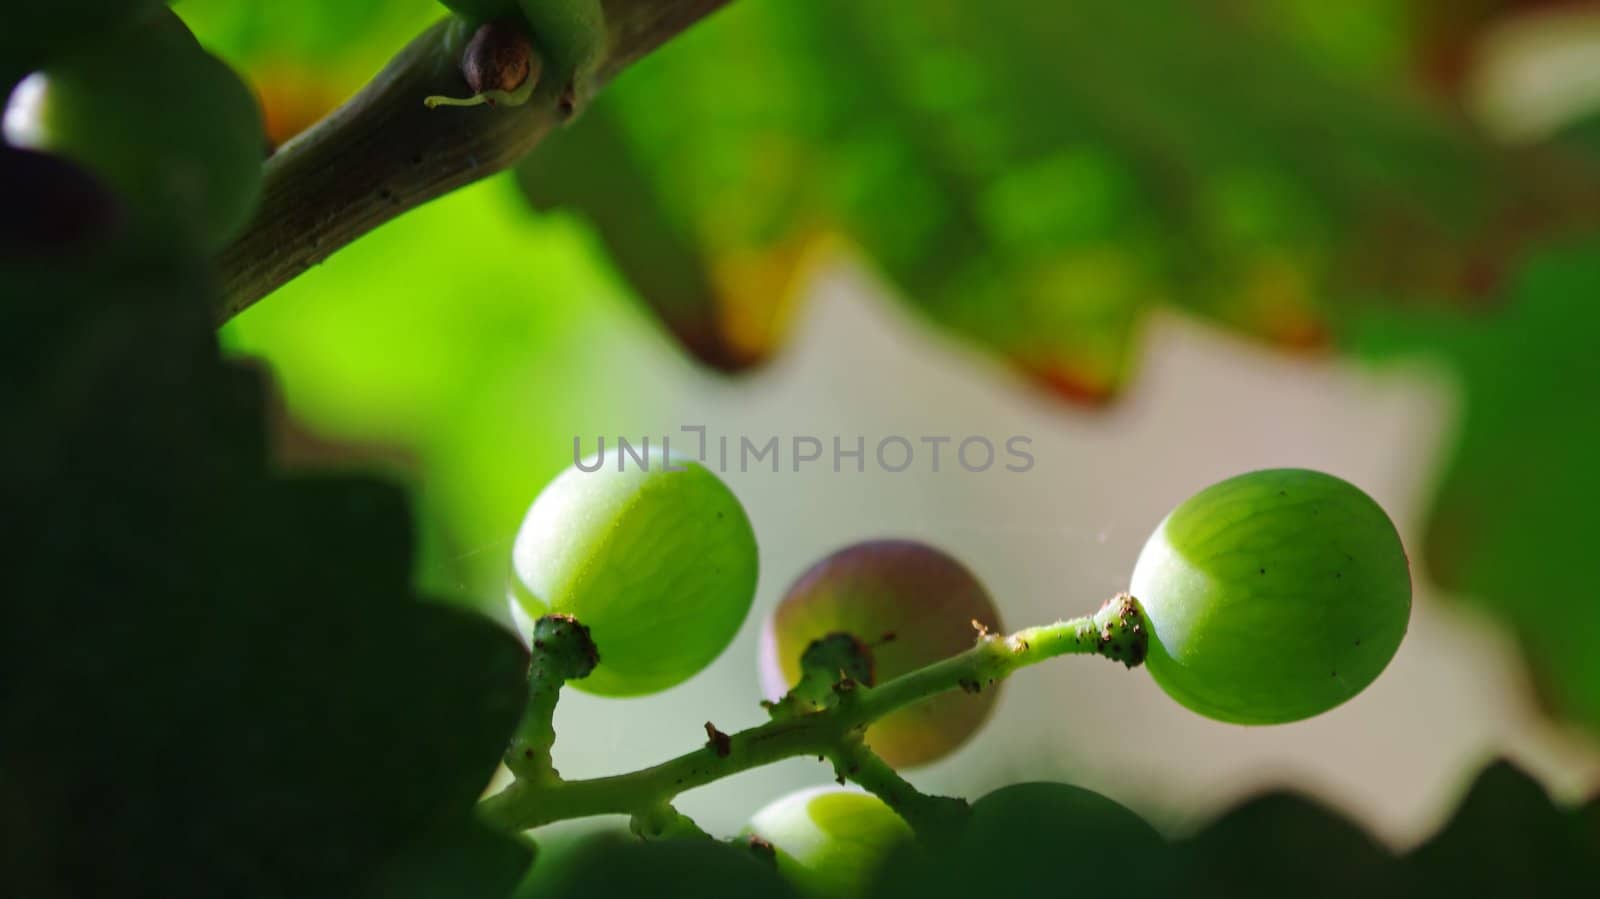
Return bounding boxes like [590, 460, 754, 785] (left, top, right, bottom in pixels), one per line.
[179, 0, 1600, 844]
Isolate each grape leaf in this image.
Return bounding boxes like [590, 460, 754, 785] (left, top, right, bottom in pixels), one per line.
[1354, 239, 1600, 735]
[1176, 793, 1396, 899]
[1400, 759, 1600, 896]
[518, 101, 759, 371]
[516, 2, 826, 373]
[866, 763, 1590, 899]
[362, 817, 534, 899]
[515, 0, 1596, 402]
[2, 2, 170, 89]
[1, 155, 531, 897]
[172, 0, 444, 146]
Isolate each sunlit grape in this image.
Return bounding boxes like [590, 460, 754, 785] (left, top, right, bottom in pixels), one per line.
[510, 446, 759, 696]
[1130, 468, 1410, 724]
[744, 785, 912, 898]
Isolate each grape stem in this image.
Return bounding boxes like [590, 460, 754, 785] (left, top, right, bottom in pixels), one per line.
[213, 0, 732, 322]
[630, 802, 713, 840]
[827, 739, 970, 843]
[504, 614, 599, 783]
[477, 595, 1148, 833]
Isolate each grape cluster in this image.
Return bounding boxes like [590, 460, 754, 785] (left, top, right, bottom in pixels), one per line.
[510, 459, 1410, 726]
[505, 463, 1418, 896]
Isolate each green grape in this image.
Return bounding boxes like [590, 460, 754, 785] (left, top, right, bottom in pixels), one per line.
[2, 9, 263, 251]
[1130, 468, 1410, 724]
[870, 781, 1164, 898]
[509, 446, 759, 696]
[436, 0, 520, 24]
[744, 785, 912, 898]
[531, 833, 798, 899]
[759, 540, 1003, 768]
[515, 0, 605, 105]
[3, 2, 168, 84]
[965, 781, 1162, 849]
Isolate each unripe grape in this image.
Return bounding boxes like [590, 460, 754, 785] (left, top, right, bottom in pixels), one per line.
[744, 786, 912, 898]
[967, 781, 1162, 853]
[1130, 468, 1410, 724]
[870, 781, 1163, 898]
[3, 10, 264, 251]
[437, 0, 519, 23]
[510, 446, 759, 696]
[759, 540, 1002, 767]
[5, 2, 168, 83]
[533, 833, 798, 899]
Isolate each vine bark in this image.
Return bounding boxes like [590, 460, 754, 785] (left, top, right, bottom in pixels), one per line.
[214, 0, 731, 323]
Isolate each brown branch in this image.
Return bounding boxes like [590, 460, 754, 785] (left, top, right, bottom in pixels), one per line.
[214, 0, 731, 324]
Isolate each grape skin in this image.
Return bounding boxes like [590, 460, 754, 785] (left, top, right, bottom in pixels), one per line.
[3, 10, 264, 251]
[759, 540, 1003, 767]
[745, 785, 911, 898]
[511, 447, 759, 696]
[870, 782, 1163, 898]
[1131, 468, 1410, 724]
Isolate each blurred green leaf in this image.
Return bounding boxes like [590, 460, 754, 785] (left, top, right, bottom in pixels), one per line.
[3, 2, 170, 88]
[2, 177, 530, 896]
[518, 101, 755, 371]
[1401, 759, 1600, 896]
[1176, 792, 1396, 899]
[221, 175, 652, 604]
[517, 0, 830, 372]
[363, 817, 534, 899]
[1234, 0, 1416, 85]
[516, 0, 1597, 404]
[1355, 239, 1600, 734]
[174, 0, 443, 144]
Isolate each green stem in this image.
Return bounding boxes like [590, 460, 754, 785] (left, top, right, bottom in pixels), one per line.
[505, 614, 600, 782]
[504, 661, 565, 782]
[828, 740, 968, 843]
[762, 632, 875, 719]
[631, 802, 713, 840]
[213, 0, 734, 321]
[478, 595, 1147, 834]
